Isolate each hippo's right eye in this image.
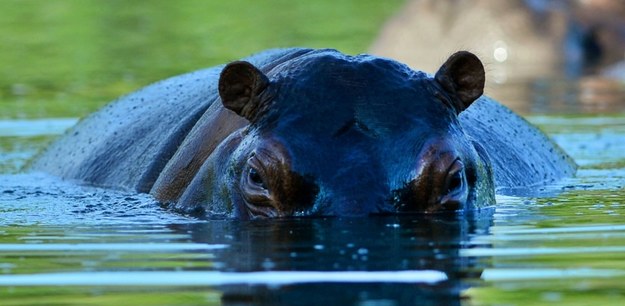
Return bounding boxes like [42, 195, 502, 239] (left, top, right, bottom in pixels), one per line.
[444, 159, 465, 196]
[248, 168, 267, 189]
[242, 156, 277, 218]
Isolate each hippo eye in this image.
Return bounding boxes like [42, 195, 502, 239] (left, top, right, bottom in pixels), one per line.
[445, 160, 465, 195]
[248, 168, 267, 189]
[447, 171, 462, 193]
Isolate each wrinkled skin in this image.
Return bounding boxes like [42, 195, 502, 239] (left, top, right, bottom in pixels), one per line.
[32, 48, 576, 219]
[178, 51, 494, 219]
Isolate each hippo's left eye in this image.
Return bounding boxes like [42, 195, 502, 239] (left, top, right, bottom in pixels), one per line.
[248, 168, 267, 189]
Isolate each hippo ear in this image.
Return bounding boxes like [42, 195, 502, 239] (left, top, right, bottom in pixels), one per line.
[219, 61, 270, 120]
[434, 51, 485, 114]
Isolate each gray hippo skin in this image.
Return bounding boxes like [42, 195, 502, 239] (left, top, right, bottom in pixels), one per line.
[32, 48, 576, 219]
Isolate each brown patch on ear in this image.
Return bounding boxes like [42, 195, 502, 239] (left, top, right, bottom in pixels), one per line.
[218, 61, 270, 121]
[434, 51, 485, 114]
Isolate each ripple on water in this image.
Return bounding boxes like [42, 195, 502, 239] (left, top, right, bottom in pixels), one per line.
[1, 113, 625, 304]
[0, 172, 197, 226]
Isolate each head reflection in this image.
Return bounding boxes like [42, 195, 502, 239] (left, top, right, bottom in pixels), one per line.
[168, 212, 493, 305]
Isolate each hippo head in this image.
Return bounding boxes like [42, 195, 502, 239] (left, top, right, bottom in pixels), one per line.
[200, 50, 494, 219]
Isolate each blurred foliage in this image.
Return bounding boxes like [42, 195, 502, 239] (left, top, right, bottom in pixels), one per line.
[0, 0, 402, 118]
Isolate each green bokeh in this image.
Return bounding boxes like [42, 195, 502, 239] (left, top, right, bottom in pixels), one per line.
[0, 0, 403, 173]
[0, 0, 403, 119]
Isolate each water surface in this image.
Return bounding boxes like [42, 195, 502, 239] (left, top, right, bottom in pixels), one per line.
[1, 113, 624, 305]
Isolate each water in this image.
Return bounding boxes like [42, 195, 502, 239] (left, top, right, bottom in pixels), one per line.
[2, 1, 625, 305]
[0, 113, 624, 305]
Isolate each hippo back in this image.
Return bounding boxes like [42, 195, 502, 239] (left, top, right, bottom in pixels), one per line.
[460, 97, 576, 192]
[31, 48, 317, 192]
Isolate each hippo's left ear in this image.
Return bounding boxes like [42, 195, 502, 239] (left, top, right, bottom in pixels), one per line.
[434, 51, 485, 114]
[219, 61, 270, 121]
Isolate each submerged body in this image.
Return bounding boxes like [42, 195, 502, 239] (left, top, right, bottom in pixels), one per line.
[32, 48, 576, 219]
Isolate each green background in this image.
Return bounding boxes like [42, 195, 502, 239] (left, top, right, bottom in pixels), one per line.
[1, 0, 402, 119]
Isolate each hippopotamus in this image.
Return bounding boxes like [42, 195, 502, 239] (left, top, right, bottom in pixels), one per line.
[31, 48, 576, 219]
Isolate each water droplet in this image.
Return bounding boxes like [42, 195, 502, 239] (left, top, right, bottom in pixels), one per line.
[261, 259, 276, 270]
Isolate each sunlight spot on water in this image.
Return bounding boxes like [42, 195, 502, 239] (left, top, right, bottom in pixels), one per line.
[0, 270, 447, 286]
[481, 268, 625, 281]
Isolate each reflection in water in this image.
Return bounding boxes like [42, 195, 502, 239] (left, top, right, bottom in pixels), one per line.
[0, 170, 496, 304]
[169, 215, 493, 305]
[0, 196, 494, 305]
[174, 216, 492, 272]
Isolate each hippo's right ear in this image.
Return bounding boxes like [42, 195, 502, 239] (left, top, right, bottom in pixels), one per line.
[434, 51, 485, 114]
[219, 61, 270, 121]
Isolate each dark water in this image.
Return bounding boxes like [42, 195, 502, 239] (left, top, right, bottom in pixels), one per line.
[0, 170, 485, 305]
[0, 190, 485, 305]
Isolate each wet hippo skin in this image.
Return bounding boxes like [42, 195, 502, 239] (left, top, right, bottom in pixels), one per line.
[32, 48, 576, 219]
